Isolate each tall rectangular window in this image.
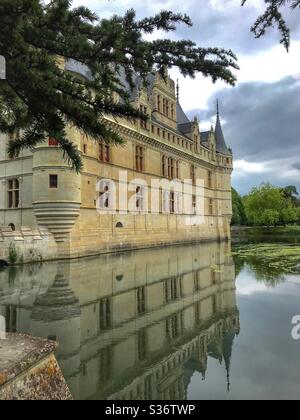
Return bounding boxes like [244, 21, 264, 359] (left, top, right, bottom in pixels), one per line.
[8, 179, 19, 209]
[208, 171, 213, 189]
[166, 312, 184, 341]
[137, 287, 146, 315]
[99, 143, 110, 163]
[192, 194, 196, 213]
[99, 298, 112, 330]
[136, 186, 146, 212]
[162, 155, 167, 177]
[170, 191, 175, 214]
[135, 146, 144, 172]
[209, 199, 214, 216]
[163, 98, 166, 115]
[140, 105, 147, 129]
[171, 104, 175, 120]
[191, 165, 196, 185]
[49, 175, 58, 189]
[194, 271, 200, 292]
[176, 161, 180, 179]
[157, 95, 161, 112]
[168, 157, 174, 179]
[137, 329, 147, 361]
[164, 277, 182, 303]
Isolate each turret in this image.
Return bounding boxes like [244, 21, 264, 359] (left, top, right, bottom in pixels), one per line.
[215, 101, 231, 157]
[32, 126, 81, 242]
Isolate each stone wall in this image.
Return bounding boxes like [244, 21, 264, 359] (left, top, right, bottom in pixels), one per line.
[0, 334, 72, 400]
[0, 226, 57, 264]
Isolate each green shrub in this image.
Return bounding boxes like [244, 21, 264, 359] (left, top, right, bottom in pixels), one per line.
[8, 243, 18, 265]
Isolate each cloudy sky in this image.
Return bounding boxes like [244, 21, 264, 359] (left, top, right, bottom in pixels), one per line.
[74, 0, 300, 194]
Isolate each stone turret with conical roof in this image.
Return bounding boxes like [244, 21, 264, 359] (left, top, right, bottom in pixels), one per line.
[215, 101, 231, 156]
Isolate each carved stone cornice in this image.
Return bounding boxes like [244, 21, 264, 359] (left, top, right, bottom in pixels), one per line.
[104, 120, 231, 171]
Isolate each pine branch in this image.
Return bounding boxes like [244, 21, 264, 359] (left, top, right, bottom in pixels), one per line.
[0, 0, 240, 170]
[242, 0, 300, 50]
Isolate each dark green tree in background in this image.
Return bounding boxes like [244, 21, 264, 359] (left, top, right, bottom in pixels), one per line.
[280, 185, 300, 206]
[0, 0, 239, 171]
[231, 188, 247, 226]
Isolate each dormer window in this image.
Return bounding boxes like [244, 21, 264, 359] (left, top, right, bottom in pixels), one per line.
[140, 105, 147, 129]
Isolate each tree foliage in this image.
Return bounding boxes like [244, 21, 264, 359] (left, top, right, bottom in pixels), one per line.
[0, 0, 239, 171]
[242, 0, 300, 51]
[231, 188, 247, 226]
[243, 183, 298, 226]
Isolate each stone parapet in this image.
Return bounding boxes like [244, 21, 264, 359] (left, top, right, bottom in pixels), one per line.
[0, 334, 72, 400]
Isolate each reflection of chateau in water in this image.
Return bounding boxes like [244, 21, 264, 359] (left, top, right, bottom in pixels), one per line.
[0, 242, 239, 400]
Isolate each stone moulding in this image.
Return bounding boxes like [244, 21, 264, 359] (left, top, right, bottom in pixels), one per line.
[0, 333, 72, 400]
[33, 201, 81, 243]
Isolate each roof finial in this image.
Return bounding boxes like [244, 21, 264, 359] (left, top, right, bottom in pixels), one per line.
[217, 99, 220, 119]
[176, 79, 180, 102]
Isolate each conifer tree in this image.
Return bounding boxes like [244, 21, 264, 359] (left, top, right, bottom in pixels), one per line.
[242, 0, 300, 51]
[0, 0, 239, 171]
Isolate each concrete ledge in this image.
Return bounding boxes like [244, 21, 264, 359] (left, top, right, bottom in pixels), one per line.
[0, 334, 72, 400]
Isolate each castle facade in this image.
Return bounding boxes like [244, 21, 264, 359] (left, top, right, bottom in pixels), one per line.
[0, 62, 233, 259]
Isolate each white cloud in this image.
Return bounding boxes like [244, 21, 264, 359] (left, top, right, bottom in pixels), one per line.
[238, 41, 300, 84]
[234, 160, 270, 174]
[172, 39, 300, 113]
[236, 269, 269, 296]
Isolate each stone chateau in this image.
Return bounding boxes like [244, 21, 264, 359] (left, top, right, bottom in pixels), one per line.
[0, 61, 233, 261]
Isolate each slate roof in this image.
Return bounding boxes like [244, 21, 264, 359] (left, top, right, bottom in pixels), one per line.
[176, 102, 190, 125]
[215, 113, 231, 156]
[65, 60, 232, 156]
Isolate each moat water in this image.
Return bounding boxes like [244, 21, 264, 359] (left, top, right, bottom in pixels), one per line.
[0, 240, 300, 400]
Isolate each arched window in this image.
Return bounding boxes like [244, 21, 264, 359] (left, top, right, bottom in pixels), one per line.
[8, 223, 15, 231]
[115, 222, 124, 228]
